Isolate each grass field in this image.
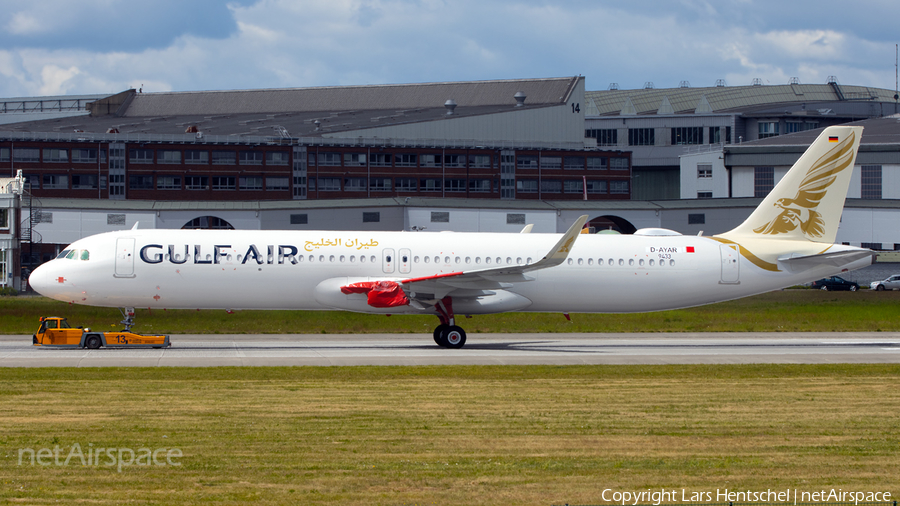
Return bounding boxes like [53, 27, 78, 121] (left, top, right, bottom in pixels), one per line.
[1, 365, 898, 505]
[2, 289, 900, 335]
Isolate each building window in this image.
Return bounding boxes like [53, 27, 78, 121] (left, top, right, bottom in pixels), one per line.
[610, 157, 629, 170]
[394, 154, 417, 167]
[586, 128, 618, 146]
[688, 213, 706, 224]
[0, 208, 8, 229]
[0, 147, 9, 162]
[516, 179, 538, 193]
[185, 150, 208, 164]
[343, 153, 366, 166]
[697, 191, 713, 199]
[431, 212, 450, 223]
[240, 151, 264, 165]
[71, 174, 98, 189]
[266, 151, 289, 166]
[507, 213, 526, 225]
[861, 242, 883, 250]
[212, 151, 236, 165]
[317, 178, 341, 191]
[369, 153, 392, 167]
[344, 177, 366, 191]
[318, 153, 342, 167]
[754, 167, 774, 197]
[469, 155, 491, 168]
[37, 211, 53, 223]
[564, 180, 583, 194]
[369, 178, 392, 192]
[395, 178, 417, 191]
[758, 122, 779, 139]
[266, 177, 289, 190]
[185, 176, 209, 190]
[43, 148, 68, 162]
[697, 164, 712, 178]
[129, 149, 153, 163]
[671, 127, 703, 145]
[541, 156, 562, 170]
[444, 154, 464, 168]
[628, 128, 654, 146]
[72, 148, 98, 163]
[107, 214, 126, 225]
[212, 176, 236, 190]
[861, 165, 882, 199]
[42, 175, 68, 189]
[239, 176, 263, 190]
[421, 154, 441, 168]
[420, 178, 441, 192]
[517, 156, 538, 170]
[157, 176, 182, 190]
[563, 156, 584, 170]
[158, 150, 181, 164]
[469, 179, 491, 192]
[586, 157, 607, 170]
[13, 148, 40, 163]
[540, 180, 562, 193]
[362, 212, 380, 223]
[709, 127, 721, 144]
[586, 180, 607, 194]
[290, 214, 308, 225]
[444, 179, 466, 192]
[725, 126, 732, 144]
[610, 180, 629, 194]
[183, 216, 234, 230]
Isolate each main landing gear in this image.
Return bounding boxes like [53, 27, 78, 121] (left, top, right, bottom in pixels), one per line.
[432, 297, 466, 349]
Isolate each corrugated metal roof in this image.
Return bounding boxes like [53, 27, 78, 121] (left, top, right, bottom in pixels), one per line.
[586, 84, 896, 116]
[124, 77, 578, 117]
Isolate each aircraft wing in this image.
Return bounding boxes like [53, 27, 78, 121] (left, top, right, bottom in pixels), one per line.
[340, 215, 589, 307]
[399, 215, 588, 297]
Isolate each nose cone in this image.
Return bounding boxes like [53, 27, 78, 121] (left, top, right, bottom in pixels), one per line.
[28, 264, 51, 297]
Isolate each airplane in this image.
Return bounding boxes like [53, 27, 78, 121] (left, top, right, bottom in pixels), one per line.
[29, 125, 873, 348]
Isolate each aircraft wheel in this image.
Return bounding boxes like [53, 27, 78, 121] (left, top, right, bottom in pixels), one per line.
[433, 324, 449, 346]
[85, 335, 102, 350]
[876, 284, 885, 291]
[444, 326, 466, 349]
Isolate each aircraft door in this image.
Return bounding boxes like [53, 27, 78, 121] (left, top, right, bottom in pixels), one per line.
[382, 248, 395, 274]
[114, 238, 136, 278]
[719, 244, 740, 284]
[398, 248, 411, 274]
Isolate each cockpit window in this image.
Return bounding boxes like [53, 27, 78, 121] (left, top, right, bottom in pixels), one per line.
[58, 249, 90, 260]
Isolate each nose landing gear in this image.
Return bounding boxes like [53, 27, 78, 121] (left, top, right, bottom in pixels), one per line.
[432, 297, 466, 349]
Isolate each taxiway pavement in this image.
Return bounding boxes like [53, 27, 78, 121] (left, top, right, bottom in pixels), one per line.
[3, 332, 900, 366]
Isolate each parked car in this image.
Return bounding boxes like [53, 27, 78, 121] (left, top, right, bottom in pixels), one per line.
[811, 276, 859, 291]
[870, 274, 900, 291]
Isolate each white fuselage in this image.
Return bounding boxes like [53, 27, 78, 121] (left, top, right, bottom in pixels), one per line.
[28, 228, 870, 315]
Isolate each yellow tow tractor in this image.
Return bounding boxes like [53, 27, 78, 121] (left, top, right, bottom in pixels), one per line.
[33, 316, 171, 349]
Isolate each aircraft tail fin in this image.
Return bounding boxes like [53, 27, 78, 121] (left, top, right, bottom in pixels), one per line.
[722, 125, 862, 244]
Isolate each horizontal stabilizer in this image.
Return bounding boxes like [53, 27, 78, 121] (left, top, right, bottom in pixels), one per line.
[778, 249, 875, 270]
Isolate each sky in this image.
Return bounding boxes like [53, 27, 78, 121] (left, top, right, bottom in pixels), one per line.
[1, 0, 898, 98]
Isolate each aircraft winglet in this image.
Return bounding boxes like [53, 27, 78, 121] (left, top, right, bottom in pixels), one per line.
[535, 215, 588, 267]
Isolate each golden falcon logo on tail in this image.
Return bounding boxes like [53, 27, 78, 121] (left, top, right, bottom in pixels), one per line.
[753, 132, 856, 239]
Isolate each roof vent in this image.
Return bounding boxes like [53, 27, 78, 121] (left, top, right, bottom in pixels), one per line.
[184, 125, 199, 133]
[514, 91, 527, 107]
[679, 80, 690, 88]
[314, 119, 321, 130]
[789, 77, 801, 85]
[715, 79, 726, 87]
[751, 78, 764, 86]
[608, 83, 619, 90]
[643, 82, 655, 89]
[106, 127, 119, 134]
[444, 99, 457, 115]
